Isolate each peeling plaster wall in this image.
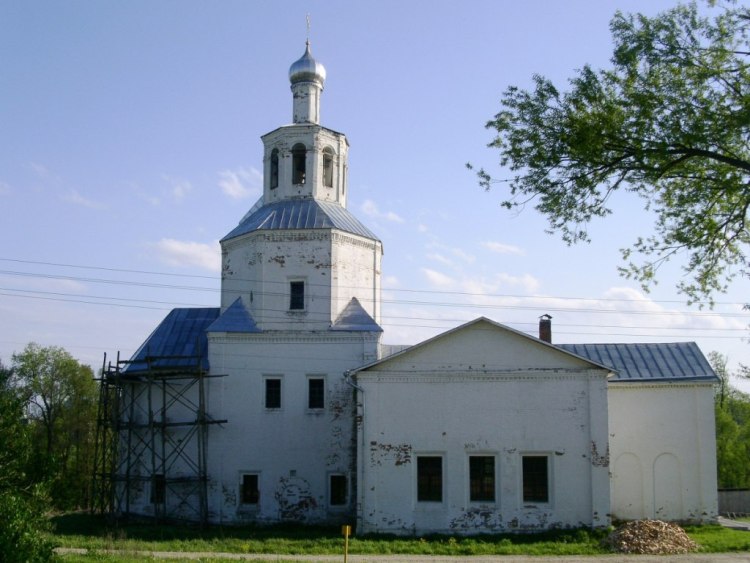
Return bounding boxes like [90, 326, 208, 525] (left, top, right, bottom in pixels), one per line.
[608, 383, 718, 522]
[206, 331, 380, 524]
[354, 323, 610, 535]
[221, 230, 381, 330]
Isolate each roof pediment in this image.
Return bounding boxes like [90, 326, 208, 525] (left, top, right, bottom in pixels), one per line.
[356, 317, 609, 376]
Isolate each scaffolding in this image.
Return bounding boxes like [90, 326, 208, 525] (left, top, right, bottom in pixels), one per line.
[91, 351, 226, 524]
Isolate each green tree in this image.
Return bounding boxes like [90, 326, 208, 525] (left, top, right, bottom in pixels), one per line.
[12, 343, 98, 509]
[0, 359, 55, 562]
[709, 352, 750, 488]
[473, 2, 750, 302]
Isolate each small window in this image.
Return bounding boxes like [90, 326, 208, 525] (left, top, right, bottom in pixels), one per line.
[522, 455, 549, 503]
[292, 143, 306, 184]
[330, 474, 347, 506]
[270, 149, 279, 189]
[469, 456, 495, 502]
[265, 378, 281, 409]
[323, 149, 334, 187]
[290, 281, 305, 310]
[417, 456, 442, 502]
[151, 474, 166, 504]
[308, 377, 325, 409]
[241, 474, 259, 505]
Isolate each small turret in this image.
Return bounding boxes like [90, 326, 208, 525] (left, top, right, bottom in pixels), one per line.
[289, 41, 326, 124]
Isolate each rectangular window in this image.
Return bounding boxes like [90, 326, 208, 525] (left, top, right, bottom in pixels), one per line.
[330, 474, 347, 506]
[522, 455, 549, 503]
[469, 456, 495, 502]
[241, 474, 259, 505]
[290, 281, 305, 310]
[265, 378, 281, 409]
[151, 474, 165, 504]
[417, 456, 442, 502]
[308, 377, 325, 409]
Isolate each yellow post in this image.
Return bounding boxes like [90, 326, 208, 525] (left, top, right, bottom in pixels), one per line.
[341, 524, 351, 563]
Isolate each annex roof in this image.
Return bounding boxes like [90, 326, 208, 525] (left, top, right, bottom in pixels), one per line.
[221, 199, 379, 242]
[558, 342, 718, 383]
[124, 308, 219, 373]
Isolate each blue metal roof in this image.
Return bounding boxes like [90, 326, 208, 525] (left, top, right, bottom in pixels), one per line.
[330, 297, 382, 332]
[221, 199, 379, 242]
[558, 342, 718, 382]
[125, 308, 219, 373]
[207, 298, 261, 333]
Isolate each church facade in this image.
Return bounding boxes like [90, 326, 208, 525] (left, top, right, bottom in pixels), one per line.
[110, 44, 719, 533]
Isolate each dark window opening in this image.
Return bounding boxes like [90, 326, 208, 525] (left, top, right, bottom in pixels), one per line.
[330, 474, 347, 506]
[308, 378, 325, 409]
[270, 149, 279, 189]
[522, 455, 549, 503]
[265, 378, 281, 409]
[241, 474, 259, 504]
[323, 150, 333, 187]
[292, 144, 306, 184]
[417, 456, 442, 502]
[151, 474, 166, 504]
[470, 456, 495, 502]
[290, 281, 305, 310]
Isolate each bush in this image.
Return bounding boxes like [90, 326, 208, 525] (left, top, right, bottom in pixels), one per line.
[0, 489, 56, 563]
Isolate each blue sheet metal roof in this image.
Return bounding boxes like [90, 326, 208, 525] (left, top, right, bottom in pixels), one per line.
[125, 308, 219, 373]
[558, 342, 718, 382]
[221, 199, 379, 242]
[207, 298, 261, 333]
[331, 297, 382, 332]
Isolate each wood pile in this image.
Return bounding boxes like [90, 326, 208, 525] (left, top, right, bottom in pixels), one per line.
[604, 520, 699, 554]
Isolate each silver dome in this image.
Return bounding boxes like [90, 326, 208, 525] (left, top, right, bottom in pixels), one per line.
[288, 41, 326, 86]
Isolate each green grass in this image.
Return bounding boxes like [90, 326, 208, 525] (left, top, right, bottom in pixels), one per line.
[683, 524, 750, 552]
[49, 513, 750, 561]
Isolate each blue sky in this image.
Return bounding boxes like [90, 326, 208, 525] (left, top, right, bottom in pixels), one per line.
[2, 1, 748, 388]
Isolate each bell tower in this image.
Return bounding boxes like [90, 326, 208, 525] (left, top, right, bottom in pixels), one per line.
[217, 42, 381, 333]
[258, 42, 350, 208]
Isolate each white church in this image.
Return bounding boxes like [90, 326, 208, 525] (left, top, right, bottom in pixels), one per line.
[101, 42, 719, 534]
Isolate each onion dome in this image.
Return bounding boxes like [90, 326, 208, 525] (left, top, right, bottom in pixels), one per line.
[289, 41, 326, 86]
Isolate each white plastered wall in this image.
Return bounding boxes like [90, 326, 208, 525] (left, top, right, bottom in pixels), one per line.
[608, 382, 718, 522]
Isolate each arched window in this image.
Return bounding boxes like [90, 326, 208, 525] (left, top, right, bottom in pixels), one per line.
[270, 149, 279, 189]
[292, 144, 306, 185]
[322, 148, 334, 188]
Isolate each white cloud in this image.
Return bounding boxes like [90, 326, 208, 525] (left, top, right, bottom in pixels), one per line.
[360, 199, 405, 223]
[422, 268, 456, 289]
[0, 181, 11, 195]
[426, 253, 453, 266]
[219, 167, 262, 199]
[151, 238, 221, 272]
[383, 275, 400, 288]
[482, 241, 525, 256]
[163, 175, 192, 202]
[417, 224, 428, 233]
[63, 189, 107, 210]
[28, 162, 55, 181]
